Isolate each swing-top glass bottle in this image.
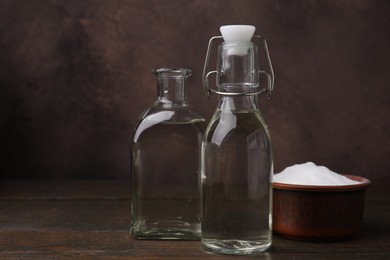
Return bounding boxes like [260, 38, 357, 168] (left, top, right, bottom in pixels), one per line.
[201, 25, 275, 255]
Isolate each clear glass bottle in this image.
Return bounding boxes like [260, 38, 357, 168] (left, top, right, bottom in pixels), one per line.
[131, 68, 205, 240]
[201, 25, 275, 255]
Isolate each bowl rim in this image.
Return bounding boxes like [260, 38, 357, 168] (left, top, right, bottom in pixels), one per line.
[272, 174, 371, 192]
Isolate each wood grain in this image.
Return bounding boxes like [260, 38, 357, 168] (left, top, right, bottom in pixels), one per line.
[0, 180, 389, 259]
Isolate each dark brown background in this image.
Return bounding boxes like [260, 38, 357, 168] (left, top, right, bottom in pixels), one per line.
[0, 0, 389, 180]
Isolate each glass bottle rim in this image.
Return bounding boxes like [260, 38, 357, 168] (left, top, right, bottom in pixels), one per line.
[152, 68, 192, 78]
[220, 41, 254, 48]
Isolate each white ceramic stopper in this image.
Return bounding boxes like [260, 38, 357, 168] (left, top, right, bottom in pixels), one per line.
[220, 25, 255, 43]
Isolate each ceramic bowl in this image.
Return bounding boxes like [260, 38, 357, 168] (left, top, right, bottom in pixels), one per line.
[272, 175, 371, 240]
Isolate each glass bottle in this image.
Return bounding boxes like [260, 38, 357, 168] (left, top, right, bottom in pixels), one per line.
[201, 25, 275, 254]
[131, 68, 205, 240]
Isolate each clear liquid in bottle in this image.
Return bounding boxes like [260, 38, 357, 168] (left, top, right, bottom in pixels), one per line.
[201, 108, 272, 254]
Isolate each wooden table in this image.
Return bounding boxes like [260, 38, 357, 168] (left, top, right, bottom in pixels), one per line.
[0, 180, 389, 259]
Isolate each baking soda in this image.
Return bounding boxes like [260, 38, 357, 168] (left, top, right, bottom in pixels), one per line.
[273, 162, 361, 186]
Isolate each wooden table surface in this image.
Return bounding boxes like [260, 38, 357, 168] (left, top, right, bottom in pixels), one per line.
[0, 180, 389, 259]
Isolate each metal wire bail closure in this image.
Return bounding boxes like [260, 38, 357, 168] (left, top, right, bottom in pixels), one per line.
[202, 35, 274, 99]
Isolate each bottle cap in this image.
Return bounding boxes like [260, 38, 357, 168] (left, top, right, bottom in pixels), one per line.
[220, 25, 255, 43]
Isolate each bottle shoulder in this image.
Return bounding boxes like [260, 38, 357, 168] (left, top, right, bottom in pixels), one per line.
[132, 104, 205, 143]
[205, 110, 270, 144]
[135, 102, 204, 121]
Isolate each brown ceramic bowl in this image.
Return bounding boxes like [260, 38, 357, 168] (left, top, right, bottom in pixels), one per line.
[272, 175, 371, 240]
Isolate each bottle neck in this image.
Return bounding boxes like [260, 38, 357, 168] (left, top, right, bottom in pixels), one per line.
[215, 42, 261, 111]
[154, 68, 191, 106]
[216, 41, 259, 94]
[157, 75, 186, 105]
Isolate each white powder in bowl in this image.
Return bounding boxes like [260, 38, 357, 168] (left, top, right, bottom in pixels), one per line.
[273, 162, 361, 186]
